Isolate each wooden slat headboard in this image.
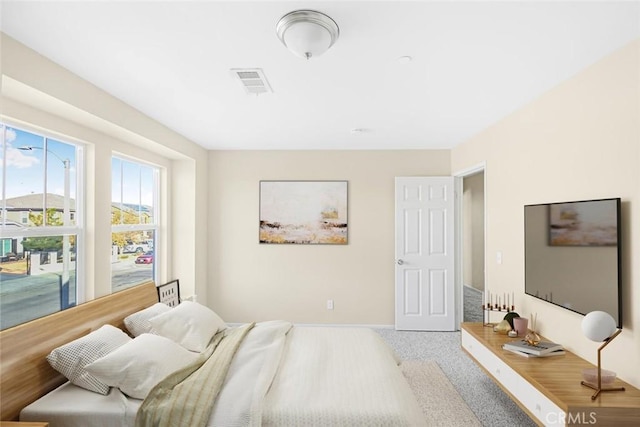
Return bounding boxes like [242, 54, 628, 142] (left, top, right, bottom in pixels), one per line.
[0, 281, 158, 421]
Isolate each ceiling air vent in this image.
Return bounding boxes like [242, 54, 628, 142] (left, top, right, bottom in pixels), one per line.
[231, 68, 273, 95]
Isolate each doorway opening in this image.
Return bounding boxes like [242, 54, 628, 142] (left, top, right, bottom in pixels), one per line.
[455, 165, 485, 325]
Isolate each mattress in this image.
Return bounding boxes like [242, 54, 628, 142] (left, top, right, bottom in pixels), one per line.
[21, 381, 141, 427]
[21, 325, 426, 427]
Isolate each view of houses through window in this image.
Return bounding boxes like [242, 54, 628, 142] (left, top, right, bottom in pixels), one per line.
[0, 124, 80, 329]
[111, 156, 158, 292]
[0, 128, 161, 329]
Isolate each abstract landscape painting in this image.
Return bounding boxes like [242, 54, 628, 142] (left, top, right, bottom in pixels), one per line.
[259, 181, 348, 244]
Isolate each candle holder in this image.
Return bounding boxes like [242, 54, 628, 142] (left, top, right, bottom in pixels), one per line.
[482, 305, 516, 327]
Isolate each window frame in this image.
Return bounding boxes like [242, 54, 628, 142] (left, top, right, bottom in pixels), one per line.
[0, 121, 86, 316]
[110, 154, 160, 291]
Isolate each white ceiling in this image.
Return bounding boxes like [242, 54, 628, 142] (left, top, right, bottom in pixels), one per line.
[1, 1, 639, 150]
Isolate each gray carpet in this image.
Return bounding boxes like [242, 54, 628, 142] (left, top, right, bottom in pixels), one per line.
[463, 285, 484, 323]
[376, 328, 537, 427]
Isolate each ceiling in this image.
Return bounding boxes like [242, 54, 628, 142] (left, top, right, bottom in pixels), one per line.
[1, 1, 639, 150]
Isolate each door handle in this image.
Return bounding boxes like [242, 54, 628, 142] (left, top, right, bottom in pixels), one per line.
[397, 259, 404, 265]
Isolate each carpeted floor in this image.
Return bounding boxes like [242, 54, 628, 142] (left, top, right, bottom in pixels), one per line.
[376, 328, 537, 427]
[463, 285, 484, 323]
[401, 360, 482, 426]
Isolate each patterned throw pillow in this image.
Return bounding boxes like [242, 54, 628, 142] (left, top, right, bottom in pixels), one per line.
[124, 302, 172, 337]
[46, 324, 131, 394]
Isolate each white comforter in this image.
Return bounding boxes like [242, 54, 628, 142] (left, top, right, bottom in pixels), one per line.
[22, 323, 427, 427]
[211, 322, 427, 426]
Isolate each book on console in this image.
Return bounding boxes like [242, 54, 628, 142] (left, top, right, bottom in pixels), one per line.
[502, 345, 566, 358]
[503, 339, 563, 356]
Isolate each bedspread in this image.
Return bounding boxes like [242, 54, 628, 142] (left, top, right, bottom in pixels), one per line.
[210, 323, 426, 426]
[149, 323, 426, 427]
[22, 323, 427, 427]
[136, 323, 255, 427]
[261, 327, 427, 426]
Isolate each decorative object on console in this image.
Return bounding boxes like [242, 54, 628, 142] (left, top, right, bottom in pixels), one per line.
[503, 338, 563, 356]
[276, 10, 339, 60]
[580, 310, 625, 400]
[481, 290, 516, 326]
[502, 346, 565, 358]
[512, 317, 528, 336]
[259, 181, 348, 245]
[582, 368, 616, 386]
[493, 319, 512, 334]
[503, 312, 520, 329]
[524, 313, 541, 345]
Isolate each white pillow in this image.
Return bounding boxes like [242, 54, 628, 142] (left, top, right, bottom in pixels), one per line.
[148, 301, 227, 352]
[46, 324, 131, 394]
[85, 333, 199, 400]
[124, 303, 172, 337]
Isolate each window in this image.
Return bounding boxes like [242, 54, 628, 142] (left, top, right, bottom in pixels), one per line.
[0, 124, 82, 329]
[111, 156, 159, 292]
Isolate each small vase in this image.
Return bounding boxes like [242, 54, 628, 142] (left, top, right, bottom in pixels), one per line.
[525, 330, 541, 346]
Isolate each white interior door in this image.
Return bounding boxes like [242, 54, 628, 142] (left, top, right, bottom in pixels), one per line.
[395, 177, 455, 331]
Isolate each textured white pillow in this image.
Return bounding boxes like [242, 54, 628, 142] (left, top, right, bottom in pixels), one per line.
[124, 303, 172, 337]
[149, 301, 227, 352]
[46, 324, 131, 394]
[85, 333, 200, 400]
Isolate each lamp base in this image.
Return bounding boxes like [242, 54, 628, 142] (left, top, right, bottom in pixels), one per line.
[581, 381, 625, 400]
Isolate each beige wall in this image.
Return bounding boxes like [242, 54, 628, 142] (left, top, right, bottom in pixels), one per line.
[452, 39, 640, 388]
[208, 150, 450, 325]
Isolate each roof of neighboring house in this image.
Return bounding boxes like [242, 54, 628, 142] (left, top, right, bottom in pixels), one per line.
[1, 193, 76, 210]
[1, 194, 152, 214]
[111, 203, 152, 214]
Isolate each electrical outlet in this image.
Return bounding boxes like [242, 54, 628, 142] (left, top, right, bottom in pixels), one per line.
[327, 299, 334, 310]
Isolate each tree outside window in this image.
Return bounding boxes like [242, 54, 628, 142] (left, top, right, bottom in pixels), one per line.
[111, 156, 159, 292]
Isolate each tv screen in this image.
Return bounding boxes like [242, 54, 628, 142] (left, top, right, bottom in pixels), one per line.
[524, 198, 622, 327]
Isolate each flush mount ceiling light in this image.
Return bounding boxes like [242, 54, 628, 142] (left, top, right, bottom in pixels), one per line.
[276, 10, 339, 60]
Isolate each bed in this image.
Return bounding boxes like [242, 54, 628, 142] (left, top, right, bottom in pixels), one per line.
[1, 281, 426, 426]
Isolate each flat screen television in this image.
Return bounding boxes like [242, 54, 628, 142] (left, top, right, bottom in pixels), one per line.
[524, 198, 622, 327]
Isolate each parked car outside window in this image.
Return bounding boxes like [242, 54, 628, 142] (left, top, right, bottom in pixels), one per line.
[135, 251, 153, 264]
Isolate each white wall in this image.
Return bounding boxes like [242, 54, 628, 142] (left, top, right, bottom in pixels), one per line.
[452, 39, 640, 388]
[208, 150, 450, 325]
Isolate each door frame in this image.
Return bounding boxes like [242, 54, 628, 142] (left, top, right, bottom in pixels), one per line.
[453, 162, 487, 329]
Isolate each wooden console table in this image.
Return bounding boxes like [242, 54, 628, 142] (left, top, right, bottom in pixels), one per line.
[461, 322, 640, 426]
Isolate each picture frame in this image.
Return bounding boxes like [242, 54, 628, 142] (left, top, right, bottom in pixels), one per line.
[259, 180, 348, 244]
[156, 279, 181, 307]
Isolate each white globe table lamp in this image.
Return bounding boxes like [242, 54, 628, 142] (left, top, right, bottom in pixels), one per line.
[581, 311, 625, 400]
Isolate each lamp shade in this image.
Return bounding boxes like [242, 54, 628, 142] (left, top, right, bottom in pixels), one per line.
[276, 10, 339, 59]
[582, 311, 617, 342]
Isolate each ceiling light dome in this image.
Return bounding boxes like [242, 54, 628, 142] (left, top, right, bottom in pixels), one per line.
[276, 10, 339, 60]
